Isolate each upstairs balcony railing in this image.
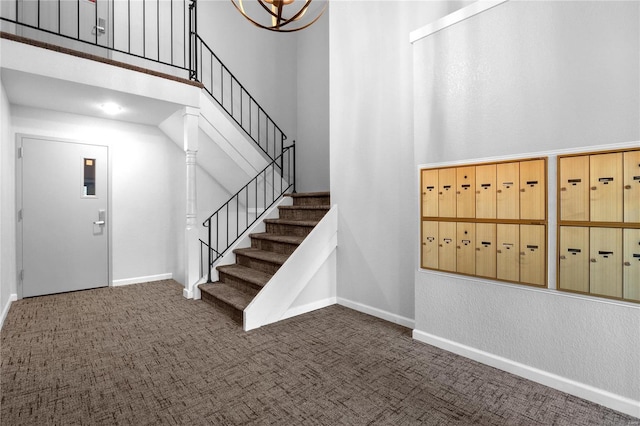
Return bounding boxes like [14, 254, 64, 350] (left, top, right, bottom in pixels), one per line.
[0, 0, 286, 161]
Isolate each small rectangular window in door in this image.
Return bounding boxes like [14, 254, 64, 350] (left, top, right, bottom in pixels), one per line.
[84, 158, 96, 196]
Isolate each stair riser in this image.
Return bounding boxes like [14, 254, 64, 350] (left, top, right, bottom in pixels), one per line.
[235, 254, 282, 275]
[279, 208, 328, 221]
[251, 238, 299, 255]
[218, 272, 262, 297]
[292, 197, 330, 206]
[201, 291, 243, 324]
[266, 222, 314, 237]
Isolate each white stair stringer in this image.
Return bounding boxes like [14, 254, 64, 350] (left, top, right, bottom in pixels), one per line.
[159, 91, 288, 198]
[243, 204, 338, 331]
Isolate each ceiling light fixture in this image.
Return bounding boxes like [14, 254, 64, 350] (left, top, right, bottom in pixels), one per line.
[231, 0, 327, 33]
[100, 102, 123, 115]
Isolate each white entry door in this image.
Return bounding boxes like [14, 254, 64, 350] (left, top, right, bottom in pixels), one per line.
[20, 137, 109, 298]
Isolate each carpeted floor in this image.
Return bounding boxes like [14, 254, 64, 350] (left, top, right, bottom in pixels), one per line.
[1, 280, 637, 425]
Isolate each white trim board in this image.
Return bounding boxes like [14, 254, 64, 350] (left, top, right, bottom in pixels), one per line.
[112, 273, 173, 287]
[337, 297, 415, 330]
[417, 140, 640, 170]
[410, 0, 509, 44]
[1, 294, 18, 330]
[413, 330, 640, 419]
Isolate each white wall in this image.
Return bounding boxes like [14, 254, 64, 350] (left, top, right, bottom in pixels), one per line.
[9, 106, 186, 286]
[296, 11, 329, 193]
[329, 1, 469, 326]
[413, 0, 639, 412]
[0, 79, 17, 317]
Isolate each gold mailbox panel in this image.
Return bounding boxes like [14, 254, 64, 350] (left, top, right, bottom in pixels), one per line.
[456, 222, 475, 275]
[590, 153, 623, 222]
[475, 223, 496, 278]
[624, 151, 640, 223]
[438, 221, 457, 272]
[476, 164, 496, 219]
[520, 225, 546, 286]
[438, 168, 456, 218]
[559, 156, 589, 222]
[497, 224, 520, 282]
[421, 169, 439, 217]
[559, 226, 589, 293]
[421, 157, 546, 288]
[456, 166, 476, 218]
[520, 160, 546, 221]
[589, 227, 622, 298]
[421, 221, 438, 269]
[497, 162, 520, 219]
[623, 228, 640, 302]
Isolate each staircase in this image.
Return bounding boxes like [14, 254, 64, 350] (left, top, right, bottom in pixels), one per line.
[199, 192, 331, 325]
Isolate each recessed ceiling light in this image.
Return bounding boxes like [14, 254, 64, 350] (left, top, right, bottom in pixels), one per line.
[100, 102, 123, 115]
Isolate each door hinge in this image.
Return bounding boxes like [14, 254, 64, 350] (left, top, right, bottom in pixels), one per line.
[18, 209, 23, 222]
[19, 270, 24, 282]
[18, 147, 23, 159]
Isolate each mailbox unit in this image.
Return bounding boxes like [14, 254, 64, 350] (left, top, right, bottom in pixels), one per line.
[557, 148, 640, 303]
[420, 158, 547, 287]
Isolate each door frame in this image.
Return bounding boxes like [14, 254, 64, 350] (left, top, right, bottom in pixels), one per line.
[16, 133, 112, 299]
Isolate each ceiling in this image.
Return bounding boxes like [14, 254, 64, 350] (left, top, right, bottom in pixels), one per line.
[1, 68, 184, 126]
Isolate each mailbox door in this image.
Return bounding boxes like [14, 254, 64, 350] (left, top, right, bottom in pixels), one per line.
[496, 162, 520, 219]
[476, 164, 496, 219]
[623, 151, 640, 223]
[421, 169, 439, 218]
[438, 222, 457, 272]
[623, 228, 640, 302]
[520, 159, 546, 220]
[559, 156, 589, 221]
[589, 227, 622, 298]
[438, 168, 457, 217]
[475, 223, 496, 278]
[590, 153, 623, 222]
[519, 225, 546, 286]
[456, 222, 475, 275]
[559, 226, 589, 293]
[456, 166, 476, 218]
[421, 221, 439, 269]
[497, 224, 520, 282]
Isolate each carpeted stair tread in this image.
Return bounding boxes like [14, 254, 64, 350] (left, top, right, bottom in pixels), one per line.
[216, 264, 272, 286]
[199, 282, 253, 311]
[279, 205, 330, 210]
[249, 232, 305, 245]
[233, 248, 290, 265]
[263, 218, 319, 227]
[285, 191, 330, 198]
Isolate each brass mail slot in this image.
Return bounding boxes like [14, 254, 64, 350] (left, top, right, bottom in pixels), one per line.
[481, 183, 491, 188]
[526, 181, 538, 186]
[526, 245, 539, 250]
[568, 179, 581, 184]
[426, 186, 435, 190]
[568, 248, 581, 254]
[598, 177, 614, 184]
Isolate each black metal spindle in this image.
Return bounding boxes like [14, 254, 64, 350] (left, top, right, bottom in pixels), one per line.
[207, 219, 212, 282]
[157, 0, 160, 61]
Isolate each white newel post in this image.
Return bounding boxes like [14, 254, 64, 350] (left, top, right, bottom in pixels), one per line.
[183, 106, 200, 299]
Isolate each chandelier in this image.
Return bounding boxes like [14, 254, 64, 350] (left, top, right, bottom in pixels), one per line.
[231, 0, 327, 33]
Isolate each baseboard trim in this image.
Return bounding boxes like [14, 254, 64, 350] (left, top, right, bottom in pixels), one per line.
[1, 294, 18, 330]
[112, 273, 173, 287]
[281, 297, 337, 321]
[337, 297, 415, 329]
[412, 330, 640, 419]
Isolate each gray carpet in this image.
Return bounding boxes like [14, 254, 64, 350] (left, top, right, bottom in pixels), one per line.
[1, 280, 637, 425]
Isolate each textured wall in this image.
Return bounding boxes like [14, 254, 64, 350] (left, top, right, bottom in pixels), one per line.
[413, 1, 639, 401]
[0, 80, 16, 308]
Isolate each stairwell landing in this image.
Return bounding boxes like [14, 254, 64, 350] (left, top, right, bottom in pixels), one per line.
[199, 192, 331, 325]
